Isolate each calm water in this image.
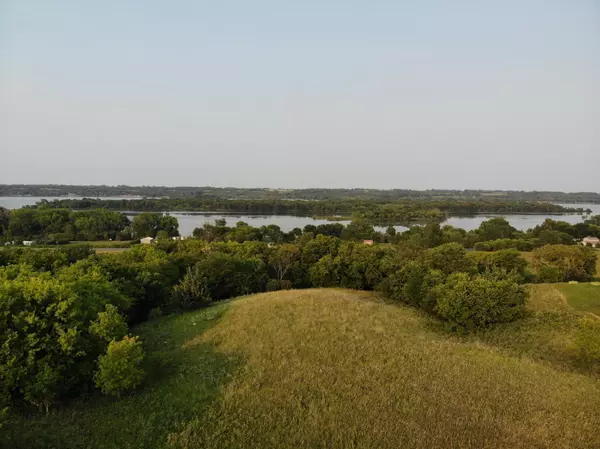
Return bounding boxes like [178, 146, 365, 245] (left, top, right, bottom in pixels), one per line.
[2, 197, 599, 236]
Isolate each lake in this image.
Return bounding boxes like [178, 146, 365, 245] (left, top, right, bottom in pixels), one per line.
[2, 197, 599, 236]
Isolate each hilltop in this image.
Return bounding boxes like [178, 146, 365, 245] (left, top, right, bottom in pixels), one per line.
[5, 288, 599, 449]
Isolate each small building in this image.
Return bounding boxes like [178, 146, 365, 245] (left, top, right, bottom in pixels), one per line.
[582, 236, 600, 247]
[140, 237, 155, 245]
[363, 240, 374, 245]
[23, 241, 34, 246]
[172, 236, 187, 241]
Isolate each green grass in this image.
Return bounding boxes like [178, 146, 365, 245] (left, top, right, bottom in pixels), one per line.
[5, 289, 600, 449]
[555, 283, 600, 316]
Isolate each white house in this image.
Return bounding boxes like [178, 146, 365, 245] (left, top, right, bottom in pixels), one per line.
[582, 236, 600, 247]
[140, 237, 155, 245]
[22, 241, 34, 246]
[172, 236, 187, 241]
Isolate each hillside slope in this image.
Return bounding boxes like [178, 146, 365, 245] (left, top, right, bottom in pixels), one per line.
[5, 289, 600, 449]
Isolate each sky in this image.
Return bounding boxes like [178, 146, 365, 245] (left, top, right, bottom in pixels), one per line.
[1, 1, 599, 191]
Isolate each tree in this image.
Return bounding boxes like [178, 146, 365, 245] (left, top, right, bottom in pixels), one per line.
[477, 218, 516, 241]
[89, 304, 128, 342]
[171, 266, 212, 310]
[0, 268, 130, 409]
[95, 336, 145, 397]
[131, 213, 179, 238]
[269, 244, 300, 282]
[341, 219, 375, 241]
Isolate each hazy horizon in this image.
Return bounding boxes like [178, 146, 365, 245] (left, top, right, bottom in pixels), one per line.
[1, 1, 598, 191]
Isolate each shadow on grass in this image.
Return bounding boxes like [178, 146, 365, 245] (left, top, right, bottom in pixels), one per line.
[3, 302, 244, 449]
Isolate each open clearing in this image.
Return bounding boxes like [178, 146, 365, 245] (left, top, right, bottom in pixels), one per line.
[4, 288, 600, 449]
[555, 282, 600, 316]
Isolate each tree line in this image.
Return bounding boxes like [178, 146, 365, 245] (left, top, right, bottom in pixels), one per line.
[23, 197, 588, 225]
[0, 208, 182, 243]
[2, 184, 600, 203]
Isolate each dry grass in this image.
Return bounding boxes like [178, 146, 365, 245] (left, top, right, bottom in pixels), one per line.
[7, 288, 600, 449]
[168, 289, 600, 449]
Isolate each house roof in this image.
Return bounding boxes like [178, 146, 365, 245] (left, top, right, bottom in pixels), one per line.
[583, 236, 600, 242]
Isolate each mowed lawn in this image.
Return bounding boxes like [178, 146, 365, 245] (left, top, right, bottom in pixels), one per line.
[6, 289, 599, 449]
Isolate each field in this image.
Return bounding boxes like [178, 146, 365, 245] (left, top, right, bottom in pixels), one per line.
[555, 283, 600, 316]
[5, 288, 600, 449]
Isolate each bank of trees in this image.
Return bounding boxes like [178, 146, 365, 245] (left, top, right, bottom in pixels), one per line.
[3, 184, 599, 204]
[0, 208, 179, 243]
[31, 197, 583, 225]
[2, 208, 131, 243]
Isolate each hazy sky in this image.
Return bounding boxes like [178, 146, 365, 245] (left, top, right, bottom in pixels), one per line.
[1, 1, 599, 191]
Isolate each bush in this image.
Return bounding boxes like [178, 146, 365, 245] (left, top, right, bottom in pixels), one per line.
[171, 265, 212, 310]
[434, 273, 527, 331]
[473, 239, 535, 252]
[475, 249, 528, 282]
[0, 270, 130, 409]
[95, 336, 145, 397]
[89, 304, 128, 342]
[425, 243, 476, 276]
[381, 262, 443, 310]
[532, 245, 597, 282]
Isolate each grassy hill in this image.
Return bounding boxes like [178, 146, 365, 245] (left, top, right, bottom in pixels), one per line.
[4, 288, 600, 449]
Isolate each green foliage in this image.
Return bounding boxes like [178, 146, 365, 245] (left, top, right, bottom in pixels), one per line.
[473, 238, 536, 252]
[0, 269, 129, 410]
[95, 336, 145, 397]
[309, 254, 341, 287]
[89, 304, 128, 342]
[268, 244, 300, 282]
[8, 208, 130, 242]
[532, 244, 597, 282]
[474, 249, 528, 282]
[380, 261, 443, 310]
[434, 273, 527, 331]
[192, 252, 267, 300]
[574, 319, 600, 374]
[131, 213, 179, 238]
[171, 266, 212, 310]
[425, 243, 476, 275]
[476, 218, 517, 241]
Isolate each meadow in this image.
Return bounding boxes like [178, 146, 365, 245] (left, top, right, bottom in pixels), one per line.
[5, 286, 599, 449]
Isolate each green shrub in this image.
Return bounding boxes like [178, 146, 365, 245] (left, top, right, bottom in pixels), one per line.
[425, 243, 476, 276]
[381, 262, 443, 310]
[472, 238, 536, 252]
[171, 266, 212, 310]
[475, 249, 528, 282]
[537, 265, 563, 283]
[532, 245, 597, 282]
[0, 269, 130, 410]
[89, 304, 128, 342]
[95, 336, 145, 397]
[434, 273, 527, 331]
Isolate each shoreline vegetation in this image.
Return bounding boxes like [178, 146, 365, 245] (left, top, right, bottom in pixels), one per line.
[2, 184, 600, 204]
[14, 198, 591, 226]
